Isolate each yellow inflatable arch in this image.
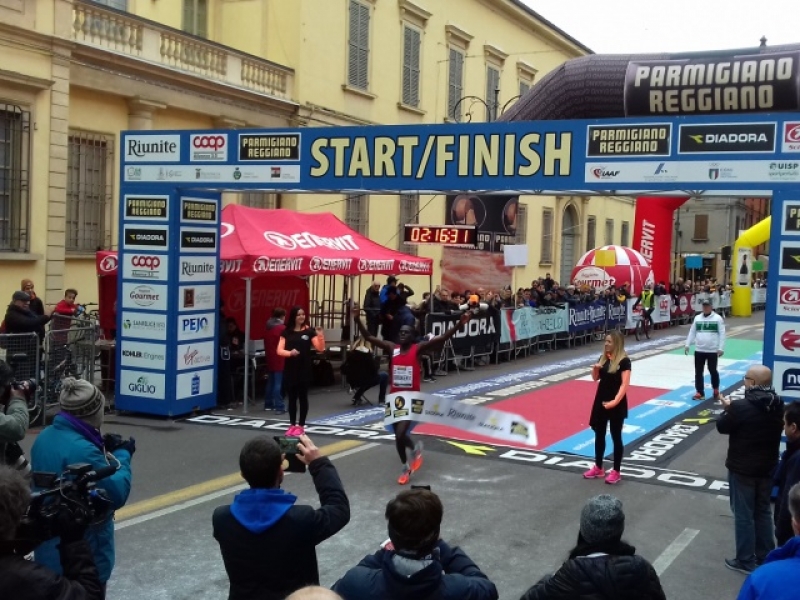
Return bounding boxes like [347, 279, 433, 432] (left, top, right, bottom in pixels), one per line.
[732, 217, 770, 317]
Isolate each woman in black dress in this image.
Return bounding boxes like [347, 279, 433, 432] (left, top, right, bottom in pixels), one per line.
[584, 330, 631, 485]
[276, 305, 318, 436]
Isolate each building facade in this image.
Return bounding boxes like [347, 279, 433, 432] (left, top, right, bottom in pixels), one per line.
[0, 0, 635, 308]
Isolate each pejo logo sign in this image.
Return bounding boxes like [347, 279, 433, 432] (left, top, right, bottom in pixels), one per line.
[190, 134, 228, 162]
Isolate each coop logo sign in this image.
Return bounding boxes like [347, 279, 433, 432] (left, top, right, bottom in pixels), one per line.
[124, 134, 181, 162]
[624, 51, 800, 115]
[124, 254, 168, 281]
[678, 123, 776, 154]
[309, 131, 573, 180]
[263, 231, 360, 252]
[190, 134, 228, 162]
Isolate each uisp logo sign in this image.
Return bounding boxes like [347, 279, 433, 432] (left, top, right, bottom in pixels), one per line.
[120, 369, 166, 400]
[178, 312, 216, 342]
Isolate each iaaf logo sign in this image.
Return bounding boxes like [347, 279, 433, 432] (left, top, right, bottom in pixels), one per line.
[263, 231, 359, 252]
[310, 256, 353, 272]
[99, 255, 118, 273]
[591, 167, 620, 179]
[399, 260, 429, 273]
[190, 134, 227, 162]
[358, 259, 395, 272]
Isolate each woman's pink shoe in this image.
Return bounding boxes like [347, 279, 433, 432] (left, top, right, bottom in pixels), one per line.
[286, 425, 299, 436]
[583, 465, 605, 479]
[605, 470, 622, 484]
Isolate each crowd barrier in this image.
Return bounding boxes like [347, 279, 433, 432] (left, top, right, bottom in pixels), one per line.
[421, 290, 763, 369]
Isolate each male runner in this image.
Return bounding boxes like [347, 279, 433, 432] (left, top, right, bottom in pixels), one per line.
[353, 305, 471, 484]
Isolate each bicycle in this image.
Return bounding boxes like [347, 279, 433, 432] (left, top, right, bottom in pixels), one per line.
[632, 307, 651, 341]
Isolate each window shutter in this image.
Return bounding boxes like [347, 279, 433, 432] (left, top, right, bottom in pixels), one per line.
[448, 48, 463, 121]
[519, 80, 530, 97]
[605, 219, 614, 245]
[694, 214, 709, 240]
[356, 2, 370, 89]
[541, 209, 553, 263]
[586, 216, 596, 251]
[621, 221, 630, 247]
[348, 1, 360, 87]
[486, 66, 500, 121]
[402, 27, 421, 107]
[515, 203, 528, 244]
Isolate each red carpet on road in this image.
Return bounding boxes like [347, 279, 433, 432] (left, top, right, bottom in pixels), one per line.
[416, 380, 670, 449]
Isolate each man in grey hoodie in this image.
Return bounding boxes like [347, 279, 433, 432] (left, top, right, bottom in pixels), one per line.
[213, 435, 350, 600]
[717, 365, 785, 574]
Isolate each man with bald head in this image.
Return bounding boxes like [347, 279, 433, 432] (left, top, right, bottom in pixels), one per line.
[717, 365, 785, 574]
[285, 586, 342, 600]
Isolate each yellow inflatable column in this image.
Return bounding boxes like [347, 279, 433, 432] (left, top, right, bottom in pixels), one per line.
[731, 217, 771, 317]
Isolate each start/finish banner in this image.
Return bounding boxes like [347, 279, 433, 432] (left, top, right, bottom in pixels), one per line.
[384, 392, 538, 447]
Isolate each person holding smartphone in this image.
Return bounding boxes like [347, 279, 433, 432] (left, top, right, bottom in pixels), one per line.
[213, 434, 350, 600]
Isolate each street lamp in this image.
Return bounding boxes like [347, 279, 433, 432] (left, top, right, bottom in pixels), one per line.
[451, 89, 521, 122]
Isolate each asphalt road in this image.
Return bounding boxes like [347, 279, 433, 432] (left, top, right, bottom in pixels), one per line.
[19, 313, 768, 600]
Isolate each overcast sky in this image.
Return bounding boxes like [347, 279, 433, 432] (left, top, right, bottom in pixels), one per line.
[521, 0, 798, 54]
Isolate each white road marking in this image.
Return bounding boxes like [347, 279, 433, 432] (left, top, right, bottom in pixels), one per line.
[115, 442, 380, 531]
[652, 527, 700, 576]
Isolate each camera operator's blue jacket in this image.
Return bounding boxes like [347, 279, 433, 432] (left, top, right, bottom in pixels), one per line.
[333, 540, 498, 600]
[30, 414, 133, 583]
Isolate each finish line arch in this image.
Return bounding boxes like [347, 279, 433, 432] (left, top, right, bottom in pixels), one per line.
[119, 112, 797, 416]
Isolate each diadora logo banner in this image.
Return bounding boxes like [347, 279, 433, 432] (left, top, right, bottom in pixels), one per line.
[190, 134, 228, 162]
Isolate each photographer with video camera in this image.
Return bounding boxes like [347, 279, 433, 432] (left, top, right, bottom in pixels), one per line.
[213, 434, 350, 600]
[31, 378, 134, 597]
[0, 465, 104, 599]
[0, 360, 30, 472]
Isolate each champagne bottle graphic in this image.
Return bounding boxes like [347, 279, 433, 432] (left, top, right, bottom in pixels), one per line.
[738, 253, 749, 286]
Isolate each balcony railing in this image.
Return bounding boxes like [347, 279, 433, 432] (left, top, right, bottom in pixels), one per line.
[71, 1, 293, 101]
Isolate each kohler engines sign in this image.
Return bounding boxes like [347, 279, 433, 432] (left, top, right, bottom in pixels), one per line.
[624, 51, 800, 115]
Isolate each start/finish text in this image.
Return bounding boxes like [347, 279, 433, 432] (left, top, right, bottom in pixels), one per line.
[309, 132, 573, 180]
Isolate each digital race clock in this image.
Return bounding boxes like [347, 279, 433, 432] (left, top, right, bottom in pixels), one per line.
[403, 224, 478, 247]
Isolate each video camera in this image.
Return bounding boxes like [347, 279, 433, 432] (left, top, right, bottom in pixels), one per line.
[14, 463, 116, 547]
[458, 294, 488, 314]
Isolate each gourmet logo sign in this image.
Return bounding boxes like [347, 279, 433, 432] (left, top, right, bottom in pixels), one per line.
[121, 283, 168, 311]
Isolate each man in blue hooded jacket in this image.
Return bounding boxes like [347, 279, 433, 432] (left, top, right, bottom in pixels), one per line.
[332, 488, 498, 600]
[213, 434, 350, 600]
[737, 482, 800, 599]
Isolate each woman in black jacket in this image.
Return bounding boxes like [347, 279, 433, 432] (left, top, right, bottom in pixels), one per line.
[520, 495, 666, 600]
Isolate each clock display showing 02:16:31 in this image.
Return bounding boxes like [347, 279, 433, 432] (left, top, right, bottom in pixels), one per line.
[404, 224, 477, 246]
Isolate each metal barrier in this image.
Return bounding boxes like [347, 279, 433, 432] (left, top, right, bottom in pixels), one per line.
[0, 331, 41, 424]
[42, 315, 98, 424]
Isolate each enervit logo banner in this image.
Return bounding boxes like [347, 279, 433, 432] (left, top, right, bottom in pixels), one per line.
[176, 368, 214, 400]
[121, 282, 168, 311]
[123, 254, 169, 281]
[177, 341, 215, 371]
[120, 340, 168, 370]
[119, 369, 166, 400]
[119, 311, 168, 341]
[631, 196, 687, 285]
[190, 134, 227, 162]
[124, 134, 181, 162]
[178, 312, 216, 342]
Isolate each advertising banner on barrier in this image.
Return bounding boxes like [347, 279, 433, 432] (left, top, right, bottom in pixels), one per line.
[425, 313, 497, 353]
[752, 288, 767, 305]
[500, 306, 569, 343]
[569, 302, 609, 332]
[384, 391, 538, 446]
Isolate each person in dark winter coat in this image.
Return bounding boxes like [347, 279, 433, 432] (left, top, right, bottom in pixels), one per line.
[0, 465, 104, 600]
[362, 281, 382, 337]
[213, 435, 350, 600]
[773, 401, 800, 546]
[0, 361, 29, 471]
[4, 291, 50, 339]
[519, 495, 666, 600]
[737, 482, 800, 600]
[263, 308, 287, 412]
[333, 487, 498, 600]
[717, 365, 785, 574]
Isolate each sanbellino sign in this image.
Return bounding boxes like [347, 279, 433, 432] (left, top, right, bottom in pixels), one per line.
[624, 51, 800, 115]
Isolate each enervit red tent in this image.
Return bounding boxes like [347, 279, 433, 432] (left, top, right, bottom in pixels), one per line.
[220, 205, 432, 277]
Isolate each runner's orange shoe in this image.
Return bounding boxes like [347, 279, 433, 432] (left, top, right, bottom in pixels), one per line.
[410, 442, 424, 472]
[397, 467, 412, 485]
